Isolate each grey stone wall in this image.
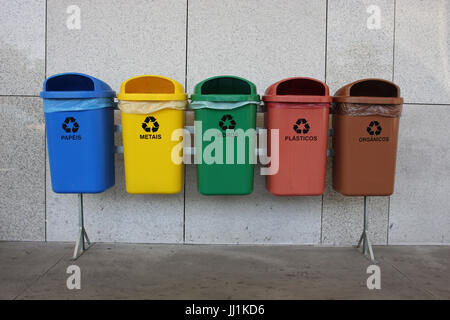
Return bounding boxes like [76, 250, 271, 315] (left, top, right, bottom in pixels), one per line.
[1, 0, 449, 244]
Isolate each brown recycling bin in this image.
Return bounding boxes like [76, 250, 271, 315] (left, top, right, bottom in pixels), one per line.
[332, 79, 403, 196]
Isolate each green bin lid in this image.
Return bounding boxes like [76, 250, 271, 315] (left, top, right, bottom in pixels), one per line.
[191, 75, 260, 102]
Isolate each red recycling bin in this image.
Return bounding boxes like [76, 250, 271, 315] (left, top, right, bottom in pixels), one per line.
[263, 78, 332, 196]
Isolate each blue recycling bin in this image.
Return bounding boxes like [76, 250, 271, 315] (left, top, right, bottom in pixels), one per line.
[41, 73, 116, 193]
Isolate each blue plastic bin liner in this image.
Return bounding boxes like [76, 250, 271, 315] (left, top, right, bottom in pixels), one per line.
[41, 73, 116, 194]
[43, 98, 113, 113]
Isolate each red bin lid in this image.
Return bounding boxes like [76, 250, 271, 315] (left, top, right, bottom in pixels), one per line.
[333, 78, 403, 104]
[263, 77, 332, 103]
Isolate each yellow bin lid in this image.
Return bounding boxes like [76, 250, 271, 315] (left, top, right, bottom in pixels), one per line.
[117, 75, 187, 101]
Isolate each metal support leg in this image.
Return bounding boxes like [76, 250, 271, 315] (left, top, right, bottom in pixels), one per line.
[356, 196, 376, 263]
[73, 193, 92, 260]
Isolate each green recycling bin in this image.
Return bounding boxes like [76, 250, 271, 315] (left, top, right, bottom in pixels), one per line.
[190, 76, 260, 195]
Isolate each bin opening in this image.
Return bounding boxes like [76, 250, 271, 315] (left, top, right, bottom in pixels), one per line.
[124, 76, 175, 94]
[45, 74, 94, 92]
[276, 78, 326, 96]
[350, 80, 398, 98]
[201, 77, 251, 95]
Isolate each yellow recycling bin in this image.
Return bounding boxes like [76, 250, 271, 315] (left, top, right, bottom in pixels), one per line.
[117, 75, 187, 194]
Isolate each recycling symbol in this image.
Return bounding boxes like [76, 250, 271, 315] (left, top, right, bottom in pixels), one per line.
[367, 121, 382, 136]
[293, 118, 310, 134]
[219, 114, 236, 130]
[142, 116, 159, 133]
[62, 117, 79, 133]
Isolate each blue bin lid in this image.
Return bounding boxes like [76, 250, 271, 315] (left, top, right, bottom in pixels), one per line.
[40, 73, 116, 99]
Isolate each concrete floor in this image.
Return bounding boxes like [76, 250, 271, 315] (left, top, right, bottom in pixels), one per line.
[0, 242, 449, 300]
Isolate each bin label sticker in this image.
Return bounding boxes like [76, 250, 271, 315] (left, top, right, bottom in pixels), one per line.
[285, 118, 318, 142]
[62, 117, 79, 133]
[61, 117, 81, 141]
[219, 115, 236, 131]
[359, 121, 389, 142]
[366, 121, 382, 136]
[293, 118, 310, 134]
[140, 116, 162, 140]
[142, 116, 159, 132]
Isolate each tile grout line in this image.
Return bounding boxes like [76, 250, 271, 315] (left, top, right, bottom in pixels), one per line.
[387, 0, 396, 247]
[387, 197, 390, 245]
[44, 0, 48, 78]
[320, 194, 324, 244]
[44, 0, 48, 242]
[403, 103, 450, 106]
[380, 256, 437, 299]
[185, 0, 189, 90]
[392, 0, 396, 83]
[182, 0, 189, 244]
[0, 95, 40, 97]
[12, 253, 66, 300]
[0, 95, 447, 107]
[320, 0, 329, 245]
[324, 0, 328, 83]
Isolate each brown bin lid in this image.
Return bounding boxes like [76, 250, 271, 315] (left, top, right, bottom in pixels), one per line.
[263, 77, 332, 103]
[333, 78, 403, 104]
